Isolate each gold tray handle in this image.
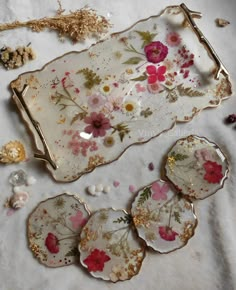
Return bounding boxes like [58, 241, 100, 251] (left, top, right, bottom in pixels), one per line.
[180, 3, 229, 80]
[12, 85, 58, 170]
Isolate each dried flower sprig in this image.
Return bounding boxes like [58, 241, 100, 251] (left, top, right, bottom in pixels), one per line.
[0, 7, 111, 43]
[0, 45, 36, 70]
[0, 141, 26, 164]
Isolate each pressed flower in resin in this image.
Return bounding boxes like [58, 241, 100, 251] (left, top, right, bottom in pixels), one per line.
[83, 248, 111, 272]
[144, 41, 168, 64]
[84, 112, 111, 138]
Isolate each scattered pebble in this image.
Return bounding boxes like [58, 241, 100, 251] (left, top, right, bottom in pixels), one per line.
[9, 169, 27, 186]
[148, 162, 154, 171]
[5, 170, 36, 212]
[103, 185, 111, 194]
[225, 114, 236, 124]
[27, 176, 37, 186]
[13, 186, 24, 194]
[113, 181, 120, 188]
[87, 185, 96, 196]
[129, 185, 136, 193]
[95, 183, 104, 192]
[215, 18, 230, 27]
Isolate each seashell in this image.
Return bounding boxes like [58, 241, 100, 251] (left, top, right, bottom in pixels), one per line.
[10, 192, 29, 209]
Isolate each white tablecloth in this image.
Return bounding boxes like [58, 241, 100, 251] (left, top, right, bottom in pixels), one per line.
[0, 0, 236, 289]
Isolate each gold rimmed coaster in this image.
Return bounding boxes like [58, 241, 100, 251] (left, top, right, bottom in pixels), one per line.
[131, 180, 197, 253]
[28, 193, 90, 267]
[165, 135, 229, 199]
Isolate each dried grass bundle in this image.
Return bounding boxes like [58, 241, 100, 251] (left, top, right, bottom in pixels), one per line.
[0, 6, 111, 43]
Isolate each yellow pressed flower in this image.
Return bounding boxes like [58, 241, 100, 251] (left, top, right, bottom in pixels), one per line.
[100, 84, 111, 95]
[103, 136, 115, 147]
[0, 141, 26, 164]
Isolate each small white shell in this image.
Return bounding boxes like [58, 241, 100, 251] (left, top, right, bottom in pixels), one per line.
[10, 192, 29, 209]
[95, 184, 104, 192]
[103, 185, 111, 194]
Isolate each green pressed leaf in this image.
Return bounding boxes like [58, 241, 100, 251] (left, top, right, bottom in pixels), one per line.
[123, 56, 144, 65]
[65, 247, 79, 257]
[173, 211, 181, 224]
[77, 68, 102, 89]
[137, 187, 152, 206]
[131, 73, 148, 82]
[170, 151, 189, 161]
[70, 112, 87, 125]
[177, 83, 205, 97]
[135, 30, 158, 47]
[140, 107, 153, 118]
[112, 122, 130, 142]
[113, 214, 132, 224]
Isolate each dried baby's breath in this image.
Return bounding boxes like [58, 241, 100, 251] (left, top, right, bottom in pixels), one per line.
[0, 6, 111, 43]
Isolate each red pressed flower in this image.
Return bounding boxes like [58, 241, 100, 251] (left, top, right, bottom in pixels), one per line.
[83, 249, 111, 272]
[159, 226, 178, 241]
[84, 112, 111, 138]
[45, 233, 59, 254]
[144, 41, 168, 64]
[146, 65, 166, 84]
[203, 161, 223, 184]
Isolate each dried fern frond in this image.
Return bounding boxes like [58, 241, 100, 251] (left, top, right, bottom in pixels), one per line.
[0, 7, 111, 43]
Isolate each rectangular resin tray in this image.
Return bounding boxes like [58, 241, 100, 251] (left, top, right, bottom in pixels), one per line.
[11, 4, 232, 182]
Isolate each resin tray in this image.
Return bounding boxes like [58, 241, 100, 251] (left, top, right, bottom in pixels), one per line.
[11, 4, 232, 182]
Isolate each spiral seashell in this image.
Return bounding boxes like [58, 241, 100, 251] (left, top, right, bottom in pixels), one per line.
[10, 191, 29, 209]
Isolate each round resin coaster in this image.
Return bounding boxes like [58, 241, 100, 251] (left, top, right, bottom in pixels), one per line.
[28, 193, 90, 267]
[131, 180, 197, 253]
[165, 135, 229, 199]
[79, 208, 146, 282]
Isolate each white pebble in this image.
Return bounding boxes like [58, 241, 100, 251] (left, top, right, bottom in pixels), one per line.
[27, 176, 37, 186]
[95, 184, 104, 192]
[103, 185, 111, 194]
[87, 185, 96, 196]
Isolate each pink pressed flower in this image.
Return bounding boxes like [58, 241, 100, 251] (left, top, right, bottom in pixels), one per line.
[68, 139, 80, 155]
[146, 65, 167, 84]
[84, 112, 111, 138]
[194, 148, 213, 162]
[135, 83, 146, 93]
[159, 226, 178, 241]
[88, 94, 105, 108]
[144, 41, 168, 64]
[147, 82, 163, 94]
[69, 210, 87, 229]
[166, 32, 182, 47]
[151, 182, 169, 200]
[203, 161, 223, 184]
[45, 233, 60, 253]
